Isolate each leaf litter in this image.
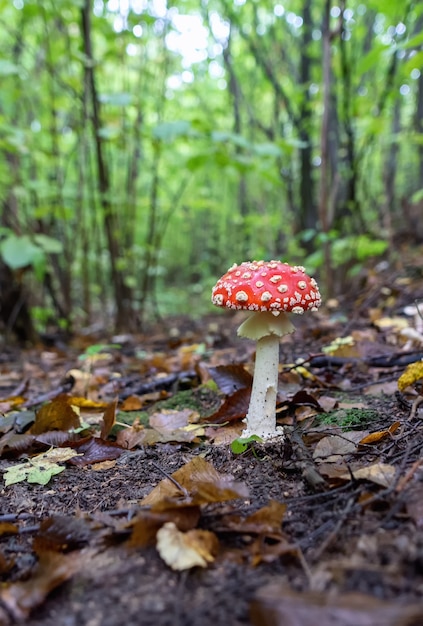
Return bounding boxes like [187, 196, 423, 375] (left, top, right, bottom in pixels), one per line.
[1, 274, 423, 624]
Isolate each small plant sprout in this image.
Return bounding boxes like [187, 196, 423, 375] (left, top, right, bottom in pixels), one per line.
[212, 261, 321, 440]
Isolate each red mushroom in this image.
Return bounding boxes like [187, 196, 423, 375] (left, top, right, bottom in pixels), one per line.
[211, 260, 321, 439]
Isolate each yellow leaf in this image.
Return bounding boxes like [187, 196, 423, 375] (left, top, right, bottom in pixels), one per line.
[156, 522, 218, 570]
[67, 397, 109, 409]
[359, 422, 400, 445]
[398, 360, 423, 391]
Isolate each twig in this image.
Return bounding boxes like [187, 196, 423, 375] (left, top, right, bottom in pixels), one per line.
[150, 461, 189, 497]
[408, 395, 423, 420]
[312, 496, 355, 560]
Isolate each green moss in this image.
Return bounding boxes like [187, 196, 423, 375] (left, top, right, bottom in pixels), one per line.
[317, 408, 379, 431]
[154, 385, 221, 418]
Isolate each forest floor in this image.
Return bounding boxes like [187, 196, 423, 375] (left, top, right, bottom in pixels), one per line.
[1, 260, 423, 625]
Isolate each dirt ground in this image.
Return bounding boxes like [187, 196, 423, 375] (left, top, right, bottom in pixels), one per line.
[1, 303, 423, 625]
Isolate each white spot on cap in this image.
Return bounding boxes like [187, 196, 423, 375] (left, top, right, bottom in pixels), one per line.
[277, 284, 288, 293]
[298, 280, 307, 289]
[213, 294, 224, 305]
[256, 281, 264, 288]
[235, 291, 249, 302]
[291, 306, 305, 314]
[269, 275, 282, 283]
[261, 291, 272, 302]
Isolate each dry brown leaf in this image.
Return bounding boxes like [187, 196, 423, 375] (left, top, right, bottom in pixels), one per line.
[0, 523, 18, 537]
[149, 408, 199, 434]
[141, 456, 249, 508]
[128, 507, 201, 548]
[156, 521, 218, 570]
[67, 437, 125, 466]
[250, 584, 423, 626]
[30, 396, 81, 435]
[222, 500, 287, 536]
[120, 395, 143, 411]
[0, 550, 92, 621]
[313, 432, 367, 462]
[340, 462, 396, 488]
[318, 396, 339, 412]
[90, 459, 117, 471]
[205, 423, 243, 445]
[100, 398, 118, 439]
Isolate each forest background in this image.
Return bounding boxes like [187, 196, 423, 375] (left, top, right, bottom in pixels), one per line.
[0, 0, 422, 341]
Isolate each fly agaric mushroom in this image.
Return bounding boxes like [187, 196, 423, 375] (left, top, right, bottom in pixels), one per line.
[211, 260, 321, 440]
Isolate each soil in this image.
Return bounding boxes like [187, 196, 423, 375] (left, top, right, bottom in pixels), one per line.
[1, 310, 423, 626]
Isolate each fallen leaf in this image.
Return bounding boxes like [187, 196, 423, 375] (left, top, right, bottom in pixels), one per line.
[206, 387, 251, 423]
[156, 521, 218, 570]
[33, 516, 94, 552]
[340, 462, 396, 488]
[313, 432, 366, 462]
[0, 396, 25, 413]
[141, 456, 249, 508]
[120, 395, 143, 411]
[207, 364, 252, 394]
[397, 360, 423, 391]
[3, 448, 81, 486]
[30, 396, 81, 435]
[67, 397, 110, 409]
[100, 398, 118, 439]
[220, 500, 287, 536]
[0, 550, 91, 622]
[90, 459, 117, 471]
[67, 437, 125, 466]
[0, 431, 37, 456]
[0, 523, 18, 537]
[359, 422, 400, 445]
[148, 409, 201, 442]
[128, 507, 201, 548]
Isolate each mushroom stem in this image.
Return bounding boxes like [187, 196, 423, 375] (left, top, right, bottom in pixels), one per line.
[241, 333, 283, 440]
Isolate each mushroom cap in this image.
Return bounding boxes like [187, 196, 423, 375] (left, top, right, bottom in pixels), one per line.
[211, 260, 321, 315]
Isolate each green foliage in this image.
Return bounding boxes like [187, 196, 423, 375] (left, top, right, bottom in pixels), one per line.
[0, 232, 63, 279]
[317, 409, 379, 431]
[78, 344, 121, 361]
[231, 435, 263, 454]
[300, 231, 388, 275]
[0, 0, 420, 328]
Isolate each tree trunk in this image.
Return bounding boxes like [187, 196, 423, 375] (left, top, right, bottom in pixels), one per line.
[80, 0, 136, 332]
[298, 0, 316, 239]
[318, 0, 334, 296]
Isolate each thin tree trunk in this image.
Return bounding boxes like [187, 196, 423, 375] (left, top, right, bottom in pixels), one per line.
[318, 0, 334, 296]
[298, 0, 315, 238]
[80, 0, 136, 332]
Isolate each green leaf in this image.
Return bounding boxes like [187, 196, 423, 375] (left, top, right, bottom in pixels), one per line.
[230, 435, 263, 454]
[27, 465, 65, 485]
[99, 92, 133, 106]
[411, 189, 423, 203]
[33, 234, 63, 254]
[0, 235, 40, 269]
[0, 60, 20, 76]
[3, 448, 80, 486]
[253, 142, 282, 157]
[211, 131, 251, 150]
[153, 120, 192, 141]
[3, 461, 65, 486]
